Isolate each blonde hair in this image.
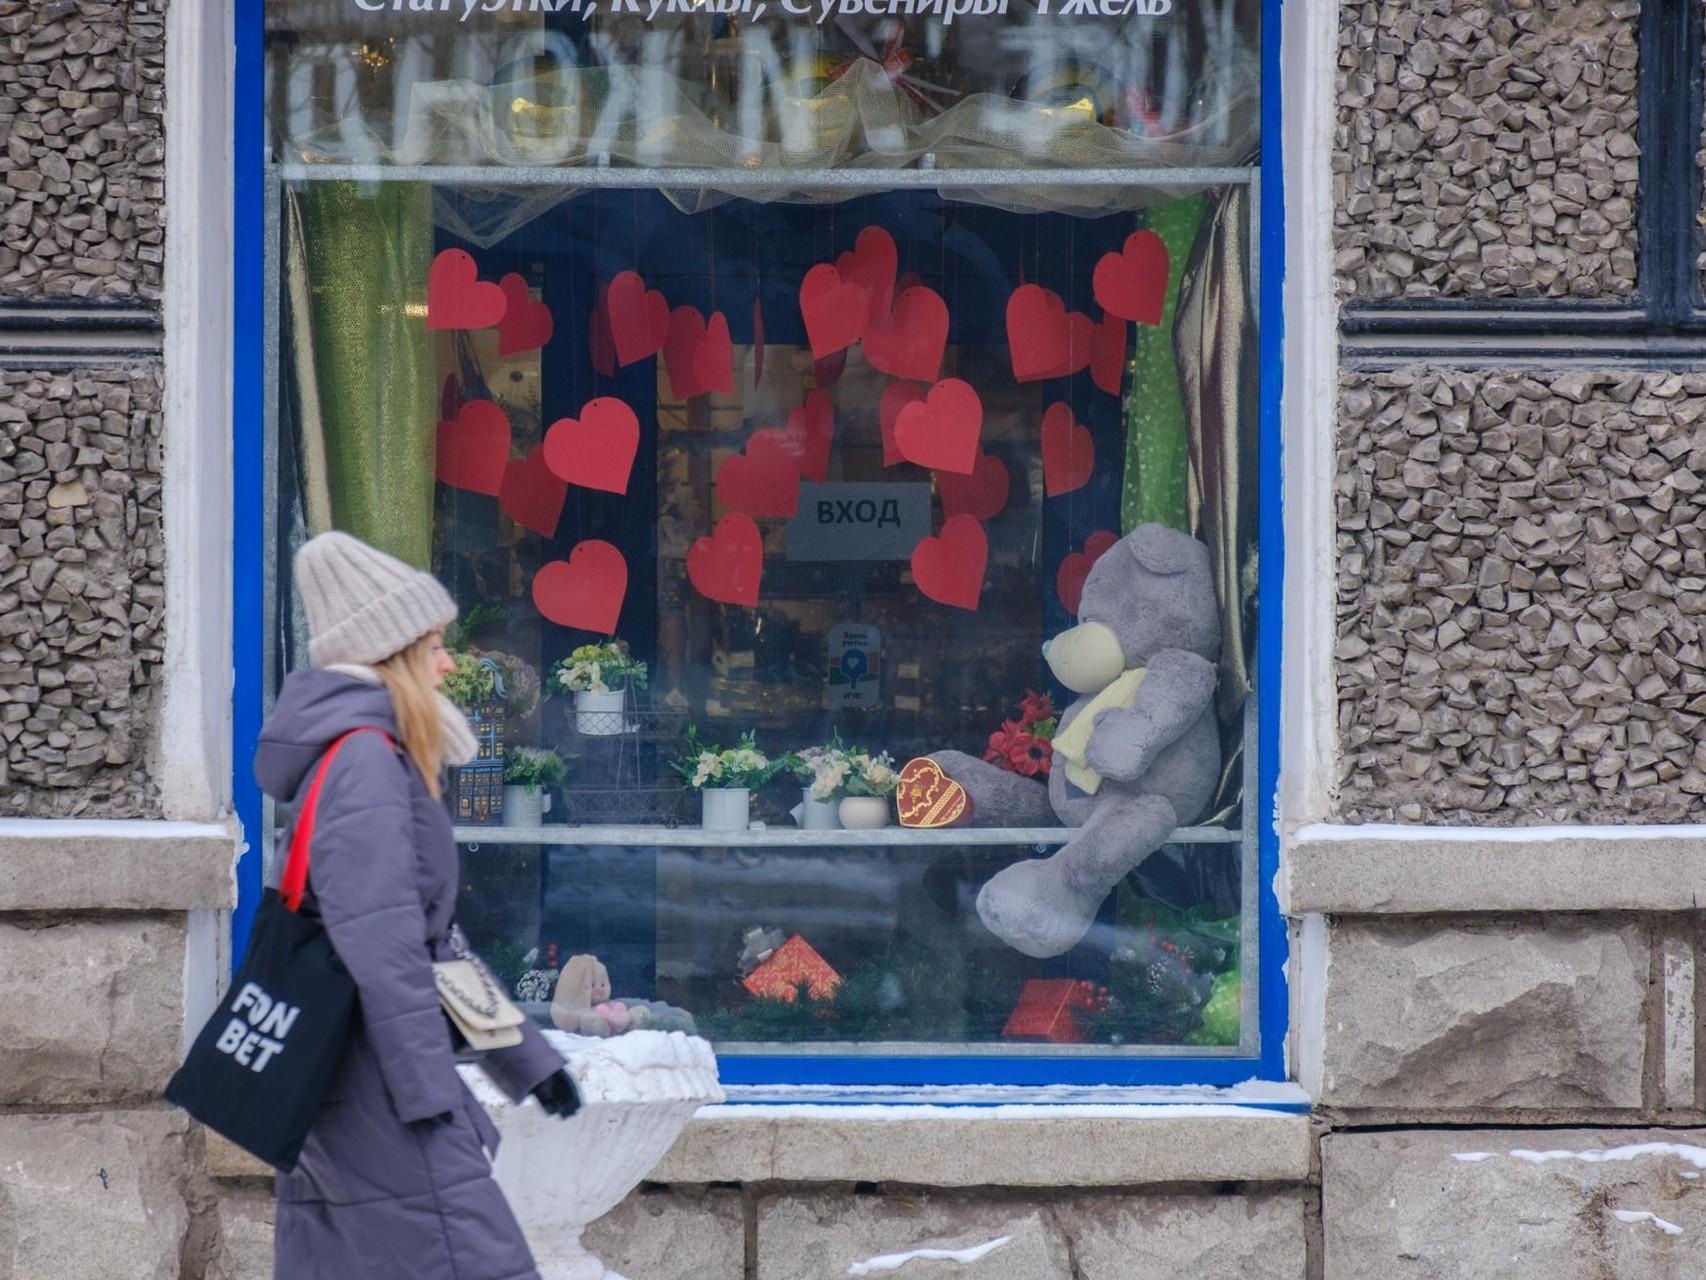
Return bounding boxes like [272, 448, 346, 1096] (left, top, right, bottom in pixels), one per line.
[374, 633, 444, 799]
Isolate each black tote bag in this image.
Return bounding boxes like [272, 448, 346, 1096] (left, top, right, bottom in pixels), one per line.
[165, 728, 390, 1171]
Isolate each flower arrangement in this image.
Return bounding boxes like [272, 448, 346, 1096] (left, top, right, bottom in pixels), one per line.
[790, 737, 900, 801]
[503, 747, 566, 794]
[441, 651, 498, 708]
[983, 690, 1058, 778]
[548, 641, 649, 695]
[470, 647, 542, 722]
[671, 727, 784, 790]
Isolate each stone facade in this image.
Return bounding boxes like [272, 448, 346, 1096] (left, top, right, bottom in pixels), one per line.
[0, 363, 164, 816]
[1336, 369, 1706, 825]
[1335, 0, 1640, 301]
[0, 0, 167, 302]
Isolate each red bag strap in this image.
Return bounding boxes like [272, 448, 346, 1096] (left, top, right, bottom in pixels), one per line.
[279, 727, 395, 913]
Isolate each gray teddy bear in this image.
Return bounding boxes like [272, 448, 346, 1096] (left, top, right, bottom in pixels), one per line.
[933, 524, 1223, 958]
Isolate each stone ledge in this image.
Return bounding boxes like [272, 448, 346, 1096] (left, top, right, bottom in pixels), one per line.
[0, 818, 237, 910]
[1283, 823, 1706, 915]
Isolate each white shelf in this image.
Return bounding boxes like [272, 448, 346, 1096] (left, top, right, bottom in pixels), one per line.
[455, 823, 1244, 848]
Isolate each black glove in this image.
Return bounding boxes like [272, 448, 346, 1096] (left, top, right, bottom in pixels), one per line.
[532, 1069, 581, 1119]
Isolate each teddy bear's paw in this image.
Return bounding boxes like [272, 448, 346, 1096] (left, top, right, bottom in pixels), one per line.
[976, 857, 1102, 959]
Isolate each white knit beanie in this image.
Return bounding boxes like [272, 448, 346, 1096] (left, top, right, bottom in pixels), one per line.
[295, 531, 458, 668]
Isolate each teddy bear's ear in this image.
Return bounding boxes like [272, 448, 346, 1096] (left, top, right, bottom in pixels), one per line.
[1126, 524, 1199, 576]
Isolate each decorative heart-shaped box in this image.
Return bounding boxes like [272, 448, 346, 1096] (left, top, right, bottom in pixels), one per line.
[896, 758, 973, 829]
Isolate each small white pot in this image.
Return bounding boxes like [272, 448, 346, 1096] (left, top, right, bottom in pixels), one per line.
[573, 689, 626, 736]
[838, 795, 891, 830]
[791, 789, 842, 830]
[700, 787, 750, 832]
[502, 785, 551, 828]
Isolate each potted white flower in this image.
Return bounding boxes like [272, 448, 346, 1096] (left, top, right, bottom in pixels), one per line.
[548, 642, 648, 737]
[785, 738, 899, 830]
[836, 748, 900, 829]
[502, 748, 566, 828]
[671, 728, 783, 833]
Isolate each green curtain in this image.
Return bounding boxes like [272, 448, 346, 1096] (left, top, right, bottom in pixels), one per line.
[294, 181, 437, 568]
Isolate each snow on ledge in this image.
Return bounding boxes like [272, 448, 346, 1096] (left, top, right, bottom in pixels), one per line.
[713, 1079, 1308, 1114]
[0, 817, 234, 840]
[1612, 1210, 1684, 1236]
[1454, 1143, 1706, 1170]
[849, 1236, 1011, 1274]
[1296, 821, 1706, 845]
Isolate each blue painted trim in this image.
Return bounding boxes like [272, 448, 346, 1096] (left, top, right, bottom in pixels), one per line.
[230, 0, 266, 973]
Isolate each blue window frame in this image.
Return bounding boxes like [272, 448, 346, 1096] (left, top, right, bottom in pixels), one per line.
[232, 0, 1288, 1090]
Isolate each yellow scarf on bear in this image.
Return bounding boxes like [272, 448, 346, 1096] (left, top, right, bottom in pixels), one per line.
[1050, 668, 1147, 795]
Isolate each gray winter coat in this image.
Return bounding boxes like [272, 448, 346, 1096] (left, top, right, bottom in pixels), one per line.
[256, 669, 564, 1280]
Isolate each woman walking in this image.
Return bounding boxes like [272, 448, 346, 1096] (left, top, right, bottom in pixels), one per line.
[257, 531, 578, 1280]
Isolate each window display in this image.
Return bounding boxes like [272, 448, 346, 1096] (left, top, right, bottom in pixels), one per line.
[265, 1, 1264, 1077]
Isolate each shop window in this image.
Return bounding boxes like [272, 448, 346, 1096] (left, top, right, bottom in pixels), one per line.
[258, 0, 1271, 1084]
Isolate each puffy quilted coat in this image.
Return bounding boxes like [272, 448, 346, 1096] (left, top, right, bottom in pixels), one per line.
[255, 669, 564, 1280]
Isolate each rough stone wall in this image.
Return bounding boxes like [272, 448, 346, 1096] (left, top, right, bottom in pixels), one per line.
[0, 364, 163, 816]
[1335, 0, 1640, 302]
[1336, 369, 1706, 825]
[0, 0, 167, 301]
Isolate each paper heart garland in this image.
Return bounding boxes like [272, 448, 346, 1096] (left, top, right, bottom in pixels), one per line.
[435, 399, 511, 497]
[754, 390, 834, 484]
[499, 445, 567, 539]
[879, 382, 924, 468]
[589, 289, 617, 377]
[1093, 230, 1170, 326]
[1056, 529, 1119, 615]
[440, 374, 462, 423]
[533, 541, 627, 634]
[497, 273, 554, 356]
[863, 285, 949, 383]
[911, 513, 987, 611]
[716, 434, 802, 519]
[606, 271, 670, 366]
[1041, 311, 1094, 380]
[836, 226, 898, 325]
[799, 264, 868, 360]
[752, 298, 765, 387]
[1090, 312, 1127, 396]
[543, 397, 640, 495]
[1041, 402, 1095, 496]
[664, 307, 736, 400]
[894, 378, 983, 476]
[814, 348, 848, 391]
[1006, 284, 1070, 383]
[687, 513, 764, 607]
[938, 450, 1009, 522]
[427, 249, 507, 331]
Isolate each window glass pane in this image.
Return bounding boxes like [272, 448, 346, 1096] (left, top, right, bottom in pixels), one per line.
[273, 181, 1258, 1060]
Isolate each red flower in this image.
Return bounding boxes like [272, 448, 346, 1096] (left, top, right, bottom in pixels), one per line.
[1017, 690, 1054, 727]
[1004, 731, 1053, 778]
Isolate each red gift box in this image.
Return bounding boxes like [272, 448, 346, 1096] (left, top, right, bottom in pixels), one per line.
[1001, 979, 1111, 1044]
[743, 935, 841, 1004]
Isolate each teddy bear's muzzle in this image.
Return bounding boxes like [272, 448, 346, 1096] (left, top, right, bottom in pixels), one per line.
[1042, 620, 1126, 693]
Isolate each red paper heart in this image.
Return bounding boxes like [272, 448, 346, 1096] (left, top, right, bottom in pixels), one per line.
[435, 399, 511, 497]
[879, 382, 924, 468]
[1056, 529, 1119, 615]
[939, 450, 1009, 522]
[754, 390, 834, 484]
[799, 264, 868, 360]
[1093, 230, 1170, 326]
[688, 513, 764, 607]
[427, 249, 507, 331]
[606, 271, 670, 366]
[543, 397, 640, 495]
[440, 374, 462, 423]
[1007, 284, 1070, 383]
[499, 445, 567, 538]
[912, 513, 987, 611]
[533, 541, 627, 634]
[836, 226, 898, 326]
[589, 289, 617, 377]
[1090, 312, 1127, 396]
[1038, 311, 1094, 379]
[863, 285, 949, 383]
[663, 306, 709, 400]
[695, 311, 734, 394]
[716, 434, 802, 519]
[1041, 402, 1095, 497]
[497, 273, 554, 356]
[894, 378, 983, 476]
[814, 348, 849, 391]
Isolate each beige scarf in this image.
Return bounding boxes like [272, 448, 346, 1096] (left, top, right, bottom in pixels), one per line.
[1050, 668, 1148, 795]
[323, 663, 479, 766]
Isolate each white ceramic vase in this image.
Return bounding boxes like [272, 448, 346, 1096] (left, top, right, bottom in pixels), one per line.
[791, 789, 841, 830]
[573, 689, 626, 736]
[700, 787, 750, 832]
[502, 785, 551, 827]
[460, 1030, 723, 1280]
[838, 795, 891, 830]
